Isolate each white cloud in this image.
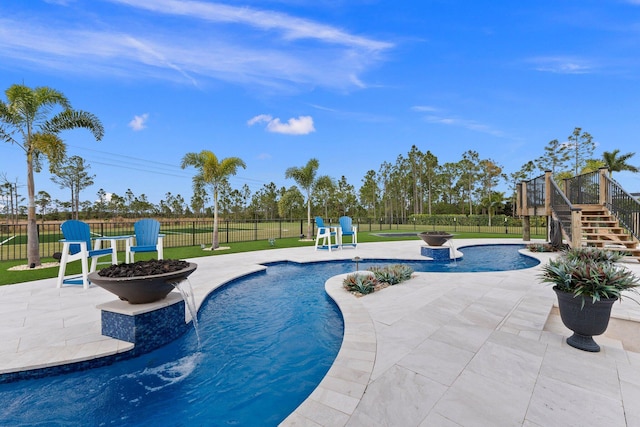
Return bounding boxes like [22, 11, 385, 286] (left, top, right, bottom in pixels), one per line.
[247, 114, 273, 126]
[248, 114, 315, 135]
[108, 0, 392, 51]
[309, 103, 393, 123]
[129, 113, 149, 131]
[424, 114, 505, 137]
[411, 105, 440, 113]
[527, 56, 594, 74]
[0, 1, 392, 91]
[412, 106, 505, 138]
[267, 116, 315, 135]
[96, 192, 113, 203]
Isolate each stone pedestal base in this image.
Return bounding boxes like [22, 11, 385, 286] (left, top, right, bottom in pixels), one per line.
[97, 293, 189, 355]
[420, 246, 452, 261]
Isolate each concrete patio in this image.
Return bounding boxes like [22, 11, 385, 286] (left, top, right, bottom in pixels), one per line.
[1, 239, 640, 426]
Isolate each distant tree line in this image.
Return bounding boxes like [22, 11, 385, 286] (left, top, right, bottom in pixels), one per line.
[2, 81, 638, 263]
[3, 129, 634, 229]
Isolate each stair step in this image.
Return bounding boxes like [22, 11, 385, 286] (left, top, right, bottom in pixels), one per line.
[582, 230, 628, 235]
[583, 233, 635, 243]
[581, 218, 616, 221]
[582, 227, 628, 232]
[582, 247, 639, 252]
[559, 204, 640, 259]
[605, 249, 640, 256]
[583, 232, 632, 238]
[583, 240, 639, 249]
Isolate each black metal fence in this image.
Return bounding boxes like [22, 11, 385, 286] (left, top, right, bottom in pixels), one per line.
[526, 174, 546, 214]
[0, 219, 302, 261]
[604, 175, 640, 241]
[0, 216, 544, 261]
[565, 170, 600, 205]
[549, 177, 575, 241]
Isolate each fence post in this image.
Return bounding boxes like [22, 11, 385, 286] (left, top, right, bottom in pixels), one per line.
[192, 221, 196, 246]
[571, 209, 582, 248]
[544, 171, 552, 217]
[517, 182, 526, 216]
[523, 216, 530, 241]
[599, 167, 608, 206]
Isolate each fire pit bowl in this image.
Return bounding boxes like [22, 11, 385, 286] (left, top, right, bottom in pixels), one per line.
[88, 261, 197, 304]
[418, 231, 454, 247]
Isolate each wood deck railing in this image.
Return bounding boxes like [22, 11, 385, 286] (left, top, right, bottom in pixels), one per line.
[518, 168, 640, 248]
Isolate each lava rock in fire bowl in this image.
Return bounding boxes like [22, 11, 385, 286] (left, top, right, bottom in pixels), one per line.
[89, 259, 197, 304]
[98, 259, 190, 277]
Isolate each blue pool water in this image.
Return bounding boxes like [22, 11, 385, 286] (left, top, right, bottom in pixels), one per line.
[0, 244, 537, 426]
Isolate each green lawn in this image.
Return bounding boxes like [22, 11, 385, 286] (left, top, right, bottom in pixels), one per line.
[0, 231, 544, 286]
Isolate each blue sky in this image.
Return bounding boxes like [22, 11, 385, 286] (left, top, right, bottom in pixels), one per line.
[2, 0, 640, 205]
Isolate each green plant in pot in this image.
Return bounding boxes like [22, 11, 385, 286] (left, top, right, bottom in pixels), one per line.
[539, 247, 639, 352]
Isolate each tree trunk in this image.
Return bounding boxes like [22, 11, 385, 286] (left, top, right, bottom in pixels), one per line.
[71, 185, 76, 220]
[74, 181, 79, 220]
[26, 153, 41, 267]
[212, 188, 219, 249]
[306, 197, 312, 239]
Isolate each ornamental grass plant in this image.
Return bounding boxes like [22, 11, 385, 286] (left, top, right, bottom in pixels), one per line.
[343, 264, 415, 296]
[343, 273, 377, 295]
[368, 264, 414, 285]
[539, 247, 640, 307]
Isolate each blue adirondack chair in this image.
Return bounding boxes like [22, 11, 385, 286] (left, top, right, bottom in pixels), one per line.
[338, 216, 358, 248]
[127, 219, 164, 263]
[57, 220, 116, 289]
[314, 216, 338, 251]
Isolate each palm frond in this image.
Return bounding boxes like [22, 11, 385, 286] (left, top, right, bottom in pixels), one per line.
[43, 110, 104, 141]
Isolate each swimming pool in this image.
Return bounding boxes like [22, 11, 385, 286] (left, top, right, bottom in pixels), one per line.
[0, 244, 538, 426]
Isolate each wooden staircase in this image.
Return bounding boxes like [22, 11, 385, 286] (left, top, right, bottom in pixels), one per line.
[579, 206, 640, 261]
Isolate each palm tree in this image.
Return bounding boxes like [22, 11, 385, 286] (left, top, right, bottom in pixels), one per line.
[36, 190, 51, 224]
[602, 149, 639, 178]
[181, 150, 246, 249]
[285, 158, 319, 239]
[480, 191, 505, 227]
[0, 84, 104, 267]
